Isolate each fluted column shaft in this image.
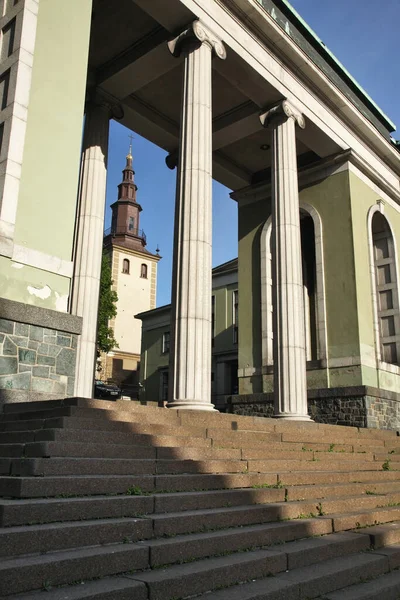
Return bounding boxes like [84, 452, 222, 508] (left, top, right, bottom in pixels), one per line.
[260, 101, 311, 420]
[71, 102, 110, 399]
[167, 22, 226, 411]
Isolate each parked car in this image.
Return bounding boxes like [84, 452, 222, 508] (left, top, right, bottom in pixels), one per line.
[94, 380, 121, 400]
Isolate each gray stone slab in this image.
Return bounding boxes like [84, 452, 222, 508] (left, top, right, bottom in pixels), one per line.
[37, 354, 55, 366]
[3, 337, 17, 356]
[56, 348, 76, 376]
[0, 318, 13, 334]
[31, 378, 54, 393]
[48, 344, 61, 358]
[32, 366, 50, 378]
[27, 341, 39, 350]
[0, 298, 82, 334]
[29, 325, 44, 342]
[38, 343, 49, 355]
[14, 323, 29, 337]
[18, 349, 36, 365]
[0, 371, 31, 390]
[57, 334, 72, 347]
[0, 356, 17, 375]
[10, 335, 28, 348]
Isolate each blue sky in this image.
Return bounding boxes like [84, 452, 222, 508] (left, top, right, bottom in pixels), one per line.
[104, 0, 399, 307]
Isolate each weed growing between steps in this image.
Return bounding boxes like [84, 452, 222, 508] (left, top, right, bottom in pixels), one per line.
[382, 459, 392, 471]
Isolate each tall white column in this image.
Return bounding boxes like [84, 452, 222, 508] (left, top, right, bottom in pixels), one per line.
[71, 100, 112, 398]
[260, 101, 311, 420]
[167, 21, 226, 411]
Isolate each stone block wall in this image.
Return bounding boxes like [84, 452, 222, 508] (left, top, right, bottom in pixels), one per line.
[226, 387, 400, 430]
[0, 317, 77, 398]
[0, 298, 82, 408]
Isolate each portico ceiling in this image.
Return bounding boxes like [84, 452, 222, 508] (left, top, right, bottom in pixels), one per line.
[87, 0, 341, 191]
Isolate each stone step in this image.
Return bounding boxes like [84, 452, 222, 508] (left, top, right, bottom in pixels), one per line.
[0, 416, 209, 440]
[248, 459, 383, 472]
[321, 568, 400, 599]
[0, 474, 156, 498]
[128, 533, 378, 600]
[10, 578, 147, 600]
[325, 505, 400, 532]
[0, 516, 153, 557]
[17, 427, 213, 448]
[0, 443, 25, 457]
[0, 405, 181, 426]
[9, 457, 247, 477]
[148, 499, 400, 538]
[196, 551, 389, 600]
[0, 487, 285, 527]
[286, 480, 400, 501]
[278, 469, 400, 485]
[145, 519, 337, 567]
[0, 543, 149, 596]
[20, 441, 241, 460]
[352, 521, 400, 548]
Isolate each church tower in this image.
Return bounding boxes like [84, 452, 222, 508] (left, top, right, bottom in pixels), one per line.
[102, 143, 161, 392]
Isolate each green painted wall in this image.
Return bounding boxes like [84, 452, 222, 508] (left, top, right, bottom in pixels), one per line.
[238, 197, 269, 391]
[238, 169, 363, 393]
[140, 320, 170, 403]
[3, 0, 92, 307]
[15, 0, 92, 259]
[349, 170, 400, 392]
[213, 282, 237, 354]
[0, 255, 70, 310]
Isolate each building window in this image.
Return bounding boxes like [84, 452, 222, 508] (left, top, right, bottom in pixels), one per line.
[162, 331, 170, 354]
[233, 290, 238, 344]
[160, 370, 169, 403]
[372, 212, 400, 365]
[211, 295, 215, 345]
[140, 263, 148, 278]
[122, 258, 130, 274]
[128, 216, 134, 231]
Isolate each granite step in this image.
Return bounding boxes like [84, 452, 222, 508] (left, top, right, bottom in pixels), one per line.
[0, 543, 149, 596]
[128, 532, 375, 600]
[0, 487, 285, 527]
[144, 518, 336, 567]
[8, 578, 147, 600]
[9, 457, 247, 477]
[0, 516, 153, 557]
[196, 551, 389, 600]
[33, 427, 213, 448]
[320, 567, 400, 599]
[352, 520, 400, 548]
[21, 441, 240, 460]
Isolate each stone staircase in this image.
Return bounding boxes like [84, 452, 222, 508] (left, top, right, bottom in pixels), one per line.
[0, 398, 400, 599]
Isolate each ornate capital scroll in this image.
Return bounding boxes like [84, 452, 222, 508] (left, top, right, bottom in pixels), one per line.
[260, 100, 305, 130]
[168, 20, 226, 60]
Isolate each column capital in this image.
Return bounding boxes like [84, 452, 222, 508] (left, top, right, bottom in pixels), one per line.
[168, 20, 226, 60]
[260, 100, 305, 130]
[86, 89, 124, 120]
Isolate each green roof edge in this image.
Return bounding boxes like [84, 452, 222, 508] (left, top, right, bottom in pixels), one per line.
[266, 0, 396, 132]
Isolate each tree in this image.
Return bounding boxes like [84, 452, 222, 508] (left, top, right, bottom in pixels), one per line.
[97, 252, 119, 354]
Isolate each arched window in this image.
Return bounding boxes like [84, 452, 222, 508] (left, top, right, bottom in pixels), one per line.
[140, 263, 148, 279]
[122, 259, 130, 274]
[260, 204, 327, 368]
[371, 211, 400, 365]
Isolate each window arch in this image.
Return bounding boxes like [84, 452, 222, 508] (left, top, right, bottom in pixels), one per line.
[260, 203, 328, 368]
[122, 258, 130, 274]
[140, 263, 148, 279]
[369, 207, 400, 365]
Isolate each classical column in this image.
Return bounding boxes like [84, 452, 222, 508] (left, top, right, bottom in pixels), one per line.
[166, 21, 226, 411]
[71, 98, 115, 398]
[260, 101, 311, 420]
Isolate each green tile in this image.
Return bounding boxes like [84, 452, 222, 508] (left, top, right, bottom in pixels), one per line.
[19, 349, 37, 365]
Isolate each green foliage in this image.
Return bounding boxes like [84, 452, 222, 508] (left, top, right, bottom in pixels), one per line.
[97, 253, 119, 354]
[382, 459, 391, 471]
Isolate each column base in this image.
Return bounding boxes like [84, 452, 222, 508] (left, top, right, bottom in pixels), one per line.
[273, 413, 313, 421]
[166, 400, 218, 412]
